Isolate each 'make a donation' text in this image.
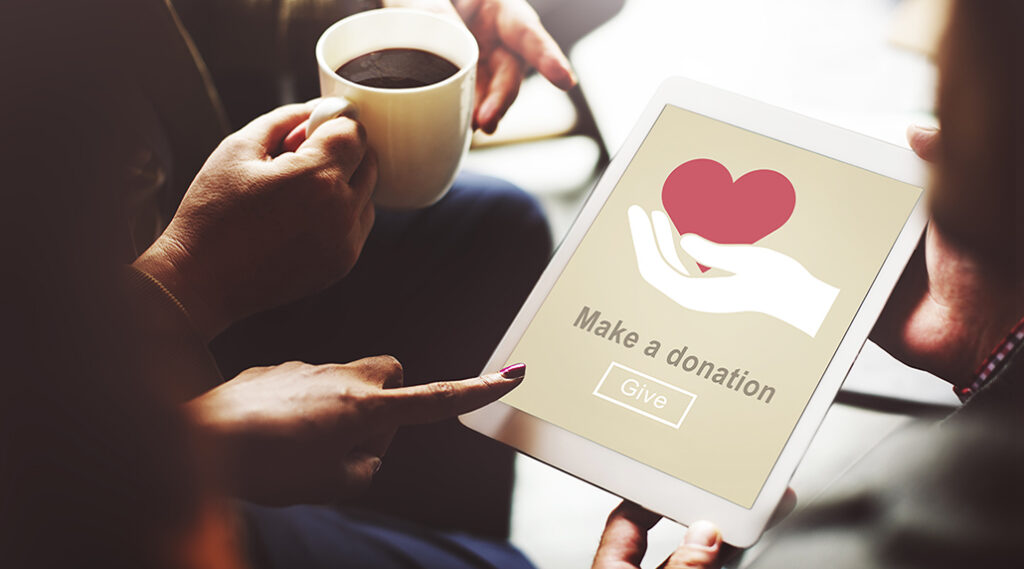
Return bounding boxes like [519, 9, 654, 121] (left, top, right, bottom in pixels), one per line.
[573, 305, 777, 404]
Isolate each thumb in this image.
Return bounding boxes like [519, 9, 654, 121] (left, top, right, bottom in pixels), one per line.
[663, 521, 723, 569]
[592, 501, 661, 569]
[679, 234, 754, 274]
[335, 450, 383, 499]
[234, 103, 313, 155]
[907, 125, 940, 163]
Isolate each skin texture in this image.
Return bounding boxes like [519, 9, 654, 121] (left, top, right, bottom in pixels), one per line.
[133, 103, 377, 342]
[187, 356, 524, 505]
[870, 127, 1024, 388]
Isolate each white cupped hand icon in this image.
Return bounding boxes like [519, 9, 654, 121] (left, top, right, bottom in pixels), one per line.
[627, 205, 839, 337]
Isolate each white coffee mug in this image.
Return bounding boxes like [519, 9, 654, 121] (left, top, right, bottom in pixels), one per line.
[309, 9, 478, 209]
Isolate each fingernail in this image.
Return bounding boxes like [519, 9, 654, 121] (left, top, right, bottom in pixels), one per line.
[478, 99, 495, 125]
[910, 124, 938, 133]
[371, 458, 383, 474]
[683, 521, 720, 548]
[499, 363, 526, 380]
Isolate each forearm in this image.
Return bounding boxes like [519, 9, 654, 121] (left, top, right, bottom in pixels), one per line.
[123, 265, 223, 400]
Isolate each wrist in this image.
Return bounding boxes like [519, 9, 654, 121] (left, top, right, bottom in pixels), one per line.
[132, 236, 231, 343]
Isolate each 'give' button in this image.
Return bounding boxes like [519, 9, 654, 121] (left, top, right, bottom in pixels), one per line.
[593, 362, 696, 429]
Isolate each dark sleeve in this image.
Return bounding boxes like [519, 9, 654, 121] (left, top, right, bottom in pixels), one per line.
[748, 355, 1024, 569]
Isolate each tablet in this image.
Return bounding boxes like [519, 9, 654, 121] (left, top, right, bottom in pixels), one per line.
[460, 77, 927, 547]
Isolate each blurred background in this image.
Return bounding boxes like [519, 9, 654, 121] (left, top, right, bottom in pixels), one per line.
[465, 1, 957, 567]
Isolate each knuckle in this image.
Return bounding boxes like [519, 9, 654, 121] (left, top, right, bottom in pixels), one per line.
[218, 132, 251, 155]
[428, 381, 457, 402]
[370, 355, 404, 387]
[325, 118, 367, 154]
[314, 362, 347, 376]
[279, 360, 308, 372]
[307, 166, 341, 194]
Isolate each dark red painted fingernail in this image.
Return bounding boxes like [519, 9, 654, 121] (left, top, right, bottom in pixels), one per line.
[499, 363, 526, 380]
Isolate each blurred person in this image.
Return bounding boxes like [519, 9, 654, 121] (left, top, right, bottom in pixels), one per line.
[592, 1, 1024, 567]
[0, 0, 578, 568]
[1, 0, 560, 566]
[119, 0, 573, 540]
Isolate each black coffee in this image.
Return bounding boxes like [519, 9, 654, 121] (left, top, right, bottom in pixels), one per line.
[336, 48, 459, 89]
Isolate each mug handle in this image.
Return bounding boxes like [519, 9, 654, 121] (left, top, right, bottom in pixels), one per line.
[306, 97, 360, 138]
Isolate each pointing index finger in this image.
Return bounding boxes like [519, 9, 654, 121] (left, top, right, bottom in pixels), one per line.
[377, 370, 524, 425]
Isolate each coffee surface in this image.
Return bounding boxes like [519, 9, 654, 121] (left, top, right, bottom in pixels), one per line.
[336, 48, 459, 89]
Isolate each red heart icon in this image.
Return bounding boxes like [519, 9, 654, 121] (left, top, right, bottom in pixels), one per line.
[662, 158, 796, 272]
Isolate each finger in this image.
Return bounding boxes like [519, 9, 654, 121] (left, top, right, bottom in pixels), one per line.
[907, 125, 940, 162]
[347, 148, 378, 211]
[378, 371, 524, 425]
[336, 450, 383, 500]
[473, 60, 492, 131]
[282, 120, 309, 154]
[678, 234, 758, 274]
[294, 116, 368, 181]
[454, 0, 483, 22]
[496, 1, 575, 89]
[345, 355, 404, 389]
[346, 195, 376, 262]
[235, 103, 312, 154]
[477, 48, 524, 134]
[662, 521, 723, 569]
[768, 487, 797, 528]
[593, 501, 661, 569]
[652, 210, 691, 275]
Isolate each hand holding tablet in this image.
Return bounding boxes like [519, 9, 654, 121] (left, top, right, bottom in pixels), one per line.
[462, 78, 927, 546]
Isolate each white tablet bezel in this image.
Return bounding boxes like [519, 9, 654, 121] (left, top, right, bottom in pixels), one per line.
[460, 77, 928, 547]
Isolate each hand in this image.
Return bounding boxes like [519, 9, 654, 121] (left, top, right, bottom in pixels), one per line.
[385, 0, 577, 133]
[187, 356, 525, 505]
[627, 206, 840, 337]
[132, 103, 377, 342]
[870, 126, 1024, 385]
[592, 491, 796, 569]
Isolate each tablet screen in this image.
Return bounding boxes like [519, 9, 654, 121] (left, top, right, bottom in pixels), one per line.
[500, 105, 923, 508]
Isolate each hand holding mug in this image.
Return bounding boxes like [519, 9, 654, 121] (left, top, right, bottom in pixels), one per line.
[133, 103, 377, 342]
[305, 9, 479, 209]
